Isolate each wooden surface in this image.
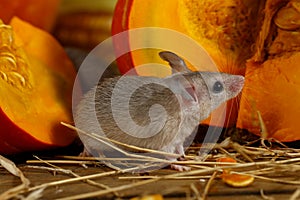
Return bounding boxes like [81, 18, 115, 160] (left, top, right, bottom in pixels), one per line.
[1, 154, 300, 200]
[1, 136, 300, 200]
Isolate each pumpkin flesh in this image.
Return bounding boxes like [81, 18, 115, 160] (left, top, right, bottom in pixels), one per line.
[0, 18, 76, 154]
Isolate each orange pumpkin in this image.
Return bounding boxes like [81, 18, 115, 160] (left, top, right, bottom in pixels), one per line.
[0, 17, 77, 154]
[237, 0, 300, 142]
[0, 0, 60, 31]
[112, 0, 261, 127]
[237, 55, 300, 142]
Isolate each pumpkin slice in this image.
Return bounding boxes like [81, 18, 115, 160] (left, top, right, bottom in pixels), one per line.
[221, 173, 254, 187]
[216, 157, 254, 187]
[0, 17, 77, 154]
[112, 0, 260, 75]
[237, 54, 300, 142]
[130, 194, 163, 200]
[216, 157, 237, 174]
[237, 0, 300, 142]
[112, 0, 261, 127]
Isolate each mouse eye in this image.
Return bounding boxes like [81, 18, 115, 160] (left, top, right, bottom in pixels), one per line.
[212, 81, 224, 93]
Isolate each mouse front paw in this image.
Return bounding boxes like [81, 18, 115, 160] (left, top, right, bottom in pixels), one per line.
[170, 164, 191, 171]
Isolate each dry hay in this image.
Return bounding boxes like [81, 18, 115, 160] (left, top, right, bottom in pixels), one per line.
[1, 123, 300, 200]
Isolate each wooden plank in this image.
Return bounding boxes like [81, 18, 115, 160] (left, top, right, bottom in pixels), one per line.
[1, 164, 299, 199]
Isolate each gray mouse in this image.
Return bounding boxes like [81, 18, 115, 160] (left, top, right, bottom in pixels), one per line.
[74, 51, 244, 171]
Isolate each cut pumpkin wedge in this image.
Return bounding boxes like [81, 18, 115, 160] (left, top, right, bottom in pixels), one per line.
[0, 17, 77, 154]
[237, 54, 300, 142]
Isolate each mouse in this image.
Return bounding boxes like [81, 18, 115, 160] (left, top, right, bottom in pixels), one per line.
[74, 51, 244, 171]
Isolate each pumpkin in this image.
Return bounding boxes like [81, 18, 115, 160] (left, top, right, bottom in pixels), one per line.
[216, 157, 254, 187]
[237, 0, 300, 142]
[112, 0, 262, 127]
[0, 0, 60, 31]
[237, 55, 300, 142]
[0, 17, 77, 154]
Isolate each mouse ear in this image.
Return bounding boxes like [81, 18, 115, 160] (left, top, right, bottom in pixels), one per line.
[159, 51, 191, 73]
[164, 74, 197, 102]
